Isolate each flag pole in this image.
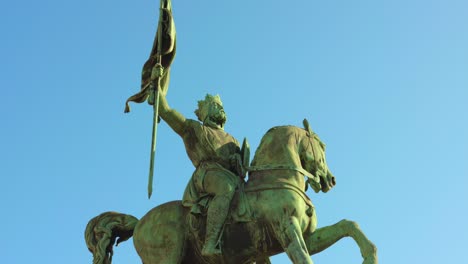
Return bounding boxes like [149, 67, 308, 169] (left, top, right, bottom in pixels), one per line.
[147, 0, 165, 199]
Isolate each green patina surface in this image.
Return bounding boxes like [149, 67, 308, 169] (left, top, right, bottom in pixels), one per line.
[85, 0, 378, 263]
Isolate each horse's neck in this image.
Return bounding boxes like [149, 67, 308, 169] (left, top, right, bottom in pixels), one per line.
[247, 127, 309, 190]
[248, 147, 306, 191]
[252, 139, 301, 166]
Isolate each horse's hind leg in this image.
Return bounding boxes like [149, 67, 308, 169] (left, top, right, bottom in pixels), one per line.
[305, 219, 378, 264]
[275, 217, 313, 264]
[134, 226, 185, 264]
[133, 201, 187, 264]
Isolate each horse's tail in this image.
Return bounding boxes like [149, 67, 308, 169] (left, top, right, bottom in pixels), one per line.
[85, 211, 139, 264]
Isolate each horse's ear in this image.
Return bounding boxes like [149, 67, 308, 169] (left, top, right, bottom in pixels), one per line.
[303, 118, 313, 136]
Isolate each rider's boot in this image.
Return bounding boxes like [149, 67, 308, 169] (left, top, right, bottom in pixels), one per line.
[201, 194, 231, 256]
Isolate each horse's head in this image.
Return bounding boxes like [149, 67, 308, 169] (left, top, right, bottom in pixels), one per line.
[301, 119, 336, 193]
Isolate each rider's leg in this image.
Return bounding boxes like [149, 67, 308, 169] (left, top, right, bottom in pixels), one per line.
[305, 220, 378, 264]
[201, 172, 236, 256]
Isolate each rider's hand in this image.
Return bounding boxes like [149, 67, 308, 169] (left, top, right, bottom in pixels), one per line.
[151, 64, 164, 80]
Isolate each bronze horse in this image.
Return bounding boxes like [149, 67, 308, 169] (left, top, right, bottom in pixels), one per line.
[85, 122, 378, 264]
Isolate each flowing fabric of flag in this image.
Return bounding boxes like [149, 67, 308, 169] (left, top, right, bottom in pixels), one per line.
[124, 0, 176, 113]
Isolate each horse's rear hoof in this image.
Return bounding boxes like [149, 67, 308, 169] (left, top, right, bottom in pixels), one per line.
[201, 245, 222, 257]
[363, 256, 378, 264]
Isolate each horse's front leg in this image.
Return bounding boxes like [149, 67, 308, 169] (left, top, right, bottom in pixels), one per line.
[305, 219, 378, 264]
[275, 216, 314, 264]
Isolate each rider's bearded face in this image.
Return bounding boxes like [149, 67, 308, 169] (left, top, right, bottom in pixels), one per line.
[207, 102, 227, 127]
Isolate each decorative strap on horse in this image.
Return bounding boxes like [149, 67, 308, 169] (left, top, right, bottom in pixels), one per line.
[247, 164, 320, 184]
[244, 181, 314, 208]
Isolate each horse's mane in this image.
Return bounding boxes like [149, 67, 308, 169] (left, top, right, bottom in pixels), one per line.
[251, 125, 311, 167]
[263, 125, 325, 149]
[264, 125, 297, 134]
[254, 125, 326, 174]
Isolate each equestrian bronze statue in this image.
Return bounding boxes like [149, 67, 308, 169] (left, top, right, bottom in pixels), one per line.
[86, 1, 378, 263]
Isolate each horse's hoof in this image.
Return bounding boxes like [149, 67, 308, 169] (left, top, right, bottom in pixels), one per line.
[363, 256, 378, 264]
[201, 245, 222, 257]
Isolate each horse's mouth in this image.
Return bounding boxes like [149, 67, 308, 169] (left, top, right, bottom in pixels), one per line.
[320, 172, 336, 193]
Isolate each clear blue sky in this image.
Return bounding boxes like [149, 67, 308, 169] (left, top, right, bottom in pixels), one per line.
[1, 0, 467, 263]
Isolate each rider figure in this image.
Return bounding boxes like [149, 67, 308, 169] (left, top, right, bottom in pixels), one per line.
[155, 67, 243, 256]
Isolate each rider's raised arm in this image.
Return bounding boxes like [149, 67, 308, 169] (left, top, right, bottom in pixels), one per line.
[158, 92, 187, 137]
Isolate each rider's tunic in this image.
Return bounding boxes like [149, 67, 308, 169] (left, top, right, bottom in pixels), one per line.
[180, 119, 241, 211]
